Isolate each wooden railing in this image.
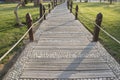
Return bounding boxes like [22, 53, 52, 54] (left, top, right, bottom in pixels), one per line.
[67, 1, 120, 79]
[67, 0, 120, 44]
[0, 1, 65, 62]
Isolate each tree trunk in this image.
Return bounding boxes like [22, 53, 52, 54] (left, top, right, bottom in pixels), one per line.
[21, 0, 25, 6]
[30, 0, 33, 2]
[110, 0, 112, 4]
[14, 2, 24, 26]
[24, 0, 28, 4]
[85, 0, 88, 2]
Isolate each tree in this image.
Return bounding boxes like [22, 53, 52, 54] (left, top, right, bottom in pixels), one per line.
[34, 0, 40, 6]
[85, 0, 88, 2]
[24, 0, 28, 4]
[14, 2, 24, 26]
[110, 0, 112, 4]
[21, 0, 25, 6]
[30, 0, 33, 2]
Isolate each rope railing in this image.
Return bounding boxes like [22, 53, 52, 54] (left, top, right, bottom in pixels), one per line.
[77, 11, 120, 44]
[78, 13, 120, 79]
[0, 0, 65, 62]
[0, 13, 45, 62]
[67, 2, 120, 79]
[67, 1, 120, 44]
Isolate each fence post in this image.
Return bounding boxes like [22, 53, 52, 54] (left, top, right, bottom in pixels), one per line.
[39, 3, 43, 18]
[93, 13, 103, 42]
[67, 1, 69, 9]
[70, 1, 73, 13]
[75, 5, 78, 20]
[26, 13, 34, 41]
[56, 0, 57, 6]
[48, 4, 51, 13]
[51, 1, 54, 9]
[60, 0, 62, 3]
[54, 0, 55, 6]
[43, 5, 46, 20]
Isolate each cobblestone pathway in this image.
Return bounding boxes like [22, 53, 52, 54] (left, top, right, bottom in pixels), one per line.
[3, 2, 120, 80]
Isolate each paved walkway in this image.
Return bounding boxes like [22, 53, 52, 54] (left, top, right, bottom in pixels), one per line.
[4, 2, 120, 80]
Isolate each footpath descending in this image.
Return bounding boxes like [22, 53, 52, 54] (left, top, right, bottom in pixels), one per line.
[4, 2, 120, 80]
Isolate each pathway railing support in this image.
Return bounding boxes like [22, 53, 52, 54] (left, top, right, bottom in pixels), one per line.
[51, 1, 54, 9]
[54, 0, 56, 7]
[26, 13, 34, 41]
[93, 13, 103, 42]
[60, 0, 62, 3]
[39, 3, 43, 18]
[67, 1, 69, 9]
[56, 0, 57, 6]
[70, 1, 73, 13]
[48, 4, 51, 13]
[75, 5, 78, 20]
[43, 5, 46, 20]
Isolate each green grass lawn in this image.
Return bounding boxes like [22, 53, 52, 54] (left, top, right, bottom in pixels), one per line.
[73, 2, 120, 62]
[0, 2, 50, 64]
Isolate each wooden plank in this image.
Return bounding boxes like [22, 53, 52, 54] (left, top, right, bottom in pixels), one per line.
[24, 62, 110, 71]
[27, 58, 107, 64]
[20, 71, 115, 79]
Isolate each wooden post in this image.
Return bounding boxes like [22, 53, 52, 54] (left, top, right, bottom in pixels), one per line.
[51, 1, 54, 9]
[26, 13, 34, 41]
[110, 0, 112, 4]
[34, 0, 40, 6]
[48, 4, 51, 13]
[60, 0, 62, 3]
[54, 0, 56, 7]
[70, 1, 73, 13]
[56, 0, 57, 6]
[75, 5, 78, 20]
[43, 5, 46, 20]
[54, 0, 57, 6]
[39, 3, 43, 18]
[93, 13, 103, 42]
[67, 1, 69, 9]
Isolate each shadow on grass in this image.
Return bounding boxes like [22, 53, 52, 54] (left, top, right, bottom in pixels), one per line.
[79, 2, 110, 7]
[0, 27, 14, 32]
[0, 7, 15, 11]
[0, 5, 38, 12]
[20, 5, 39, 9]
[112, 7, 120, 13]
